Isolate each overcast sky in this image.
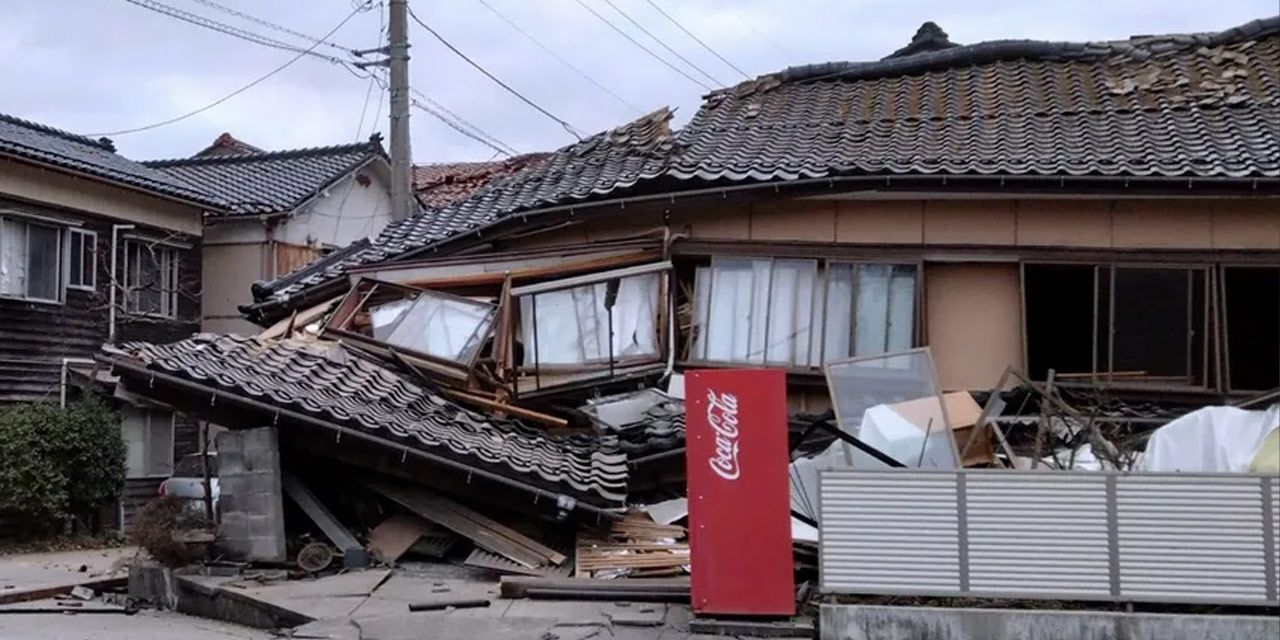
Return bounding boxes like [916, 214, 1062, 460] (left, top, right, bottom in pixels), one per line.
[3, 0, 1274, 163]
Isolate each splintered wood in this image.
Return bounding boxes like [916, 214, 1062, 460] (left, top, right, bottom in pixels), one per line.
[576, 513, 689, 578]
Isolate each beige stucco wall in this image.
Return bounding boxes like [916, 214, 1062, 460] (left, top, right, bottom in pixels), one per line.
[202, 242, 268, 334]
[275, 168, 394, 247]
[512, 196, 1280, 251]
[0, 157, 205, 235]
[925, 262, 1025, 391]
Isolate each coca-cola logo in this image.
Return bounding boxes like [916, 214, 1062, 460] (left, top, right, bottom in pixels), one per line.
[706, 388, 741, 481]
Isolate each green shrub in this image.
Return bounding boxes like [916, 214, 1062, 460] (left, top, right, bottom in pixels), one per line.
[0, 395, 125, 527]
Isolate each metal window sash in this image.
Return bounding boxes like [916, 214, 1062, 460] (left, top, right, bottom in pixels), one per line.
[22, 219, 63, 303]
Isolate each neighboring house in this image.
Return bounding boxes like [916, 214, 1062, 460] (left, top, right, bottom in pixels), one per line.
[413, 153, 549, 209]
[246, 16, 1279, 406]
[145, 134, 395, 334]
[0, 112, 227, 524]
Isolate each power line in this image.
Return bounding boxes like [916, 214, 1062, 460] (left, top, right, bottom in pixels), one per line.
[409, 87, 518, 156]
[472, 0, 644, 115]
[407, 6, 585, 140]
[597, 0, 723, 87]
[188, 0, 368, 55]
[731, 12, 797, 58]
[87, 7, 364, 137]
[572, 0, 710, 91]
[120, 0, 353, 65]
[643, 0, 750, 80]
[411, 98, 515, 157]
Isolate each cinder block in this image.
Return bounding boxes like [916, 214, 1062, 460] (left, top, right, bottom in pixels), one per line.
[248, 514, 282, 538]
[248, 537, 286, 562]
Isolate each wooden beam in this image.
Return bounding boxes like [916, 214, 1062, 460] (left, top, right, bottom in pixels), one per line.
[0, 577, 127, 606]
[258, 296, 339, 341]
[439, 388, 568, 428]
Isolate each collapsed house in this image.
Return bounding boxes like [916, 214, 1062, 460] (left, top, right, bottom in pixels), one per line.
[95, 17, 1278, 594]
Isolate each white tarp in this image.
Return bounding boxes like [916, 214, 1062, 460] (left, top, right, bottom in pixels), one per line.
[1139, 405, 1280, 473]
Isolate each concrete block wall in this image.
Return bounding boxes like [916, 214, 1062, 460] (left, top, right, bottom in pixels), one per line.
[215, 427, 286, 562]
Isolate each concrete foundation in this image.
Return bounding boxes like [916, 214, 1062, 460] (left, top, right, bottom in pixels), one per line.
[821, 604, 1280, 640]
[216, 427, 286, 562]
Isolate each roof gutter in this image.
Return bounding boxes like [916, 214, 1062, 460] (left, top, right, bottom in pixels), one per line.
[1, 152, 229, 212]
[104, 355, 622, 520]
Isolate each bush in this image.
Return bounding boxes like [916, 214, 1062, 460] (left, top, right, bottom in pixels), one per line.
[0, 395, 125, 529]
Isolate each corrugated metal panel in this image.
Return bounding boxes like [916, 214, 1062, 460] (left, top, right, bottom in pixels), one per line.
[966, 472, 1110, 597]
[820, 469, 1278, 606]
[1117, 475, 1268, 602]
[820, 470, 959, 593]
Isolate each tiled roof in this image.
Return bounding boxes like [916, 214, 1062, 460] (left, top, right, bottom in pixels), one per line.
[250, 17, 1280, 314]
[110, 334, 629, 506]
[144, 137, 386, 215]
[669, 16, 1280, 183]
[193, 132, 265, 158]
[414, 153, 550, 208]
[252, 108, 674, 305]
[0, 112, 224, 207]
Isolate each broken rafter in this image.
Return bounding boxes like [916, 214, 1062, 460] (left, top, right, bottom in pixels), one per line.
[438, 388, 569, 428]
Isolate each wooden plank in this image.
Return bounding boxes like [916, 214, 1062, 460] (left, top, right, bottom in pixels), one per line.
[364, 480, 561, 568]
[258, 296, 339, 341]
[367, 514, 434, 564]
[0, 577, 127, 606]
[438, 388, 568, 428]
[282, 472, 363, 555]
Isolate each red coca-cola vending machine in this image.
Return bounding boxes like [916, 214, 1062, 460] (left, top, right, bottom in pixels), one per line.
[686, 369, 795, 616]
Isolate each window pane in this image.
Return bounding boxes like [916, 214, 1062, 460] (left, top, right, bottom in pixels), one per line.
[764, 259, 817, 366]
[0, 219, 27, 295]
[520, 273, 659, 366]
[823, 264, 855, 363]
[691, 267, 711, 360]
[854, 264, 891, 355]
[82, 234, 95, 287]
[701, 258, 766, 363]
[887, 265, 917, 352]
[26, 224, 60, 300]
[147, 412, 174, 476]
[388, 291, 494, 362]
[68, 232, 83, 286]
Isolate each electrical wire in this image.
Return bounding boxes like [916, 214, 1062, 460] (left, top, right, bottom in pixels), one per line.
[187, 0, 370, 55]
[472, 0, 643, 114]
[410, 87, 518, 155]
[571, 0, 710, 91]
[119, 0, 352, 65]
[87, 7, 364, 137]
[407, 6, 585, 140]
[597, 0, 723, 87]
[731, 11, 797, 58]
[643, 0, 750, 79]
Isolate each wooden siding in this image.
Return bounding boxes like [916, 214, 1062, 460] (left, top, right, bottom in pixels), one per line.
[0, 196, 200, 403]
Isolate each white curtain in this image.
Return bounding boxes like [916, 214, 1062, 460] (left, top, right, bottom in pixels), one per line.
[694, 258, 818, 367]
[0, 218, 26, 296]
[521, 273, 659, 366]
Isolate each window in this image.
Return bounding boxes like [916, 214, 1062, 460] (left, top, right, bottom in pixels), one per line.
[124, 240, 179, 317]
[519, 272, 661, 367]
[121, 408, 174, 478]
[1223, 266, 1280, 391]
[691, 258, 917, 368]
[1023, 264, 1209, 386]
[0, 216, 62, 302]
[68, 229, 96, 291]
[371, 291, 495, 364]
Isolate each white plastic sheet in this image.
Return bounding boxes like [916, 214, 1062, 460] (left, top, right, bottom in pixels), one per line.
[1140, 405, 1280, 472]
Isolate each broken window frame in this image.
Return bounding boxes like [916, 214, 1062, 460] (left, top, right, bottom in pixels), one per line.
[323, 278, 499, 377]
[686, 256, 921, 372]
[510, 261, 671, 393]
[1021, 261, 1213, 390]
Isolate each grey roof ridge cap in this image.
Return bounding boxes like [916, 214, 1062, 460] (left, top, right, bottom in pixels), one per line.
[0, 112, 114, 150]
[763, 15, 1280, 86]
[143, 140, 380, 168]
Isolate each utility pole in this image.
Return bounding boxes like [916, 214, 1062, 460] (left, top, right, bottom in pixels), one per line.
[388, 0, 413, 220]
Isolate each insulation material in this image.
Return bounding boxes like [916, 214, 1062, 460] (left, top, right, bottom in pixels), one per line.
[1139, 405, 1280, 473]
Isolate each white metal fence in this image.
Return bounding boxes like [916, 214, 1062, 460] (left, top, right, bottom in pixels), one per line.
[819, 469, 1280, 606]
